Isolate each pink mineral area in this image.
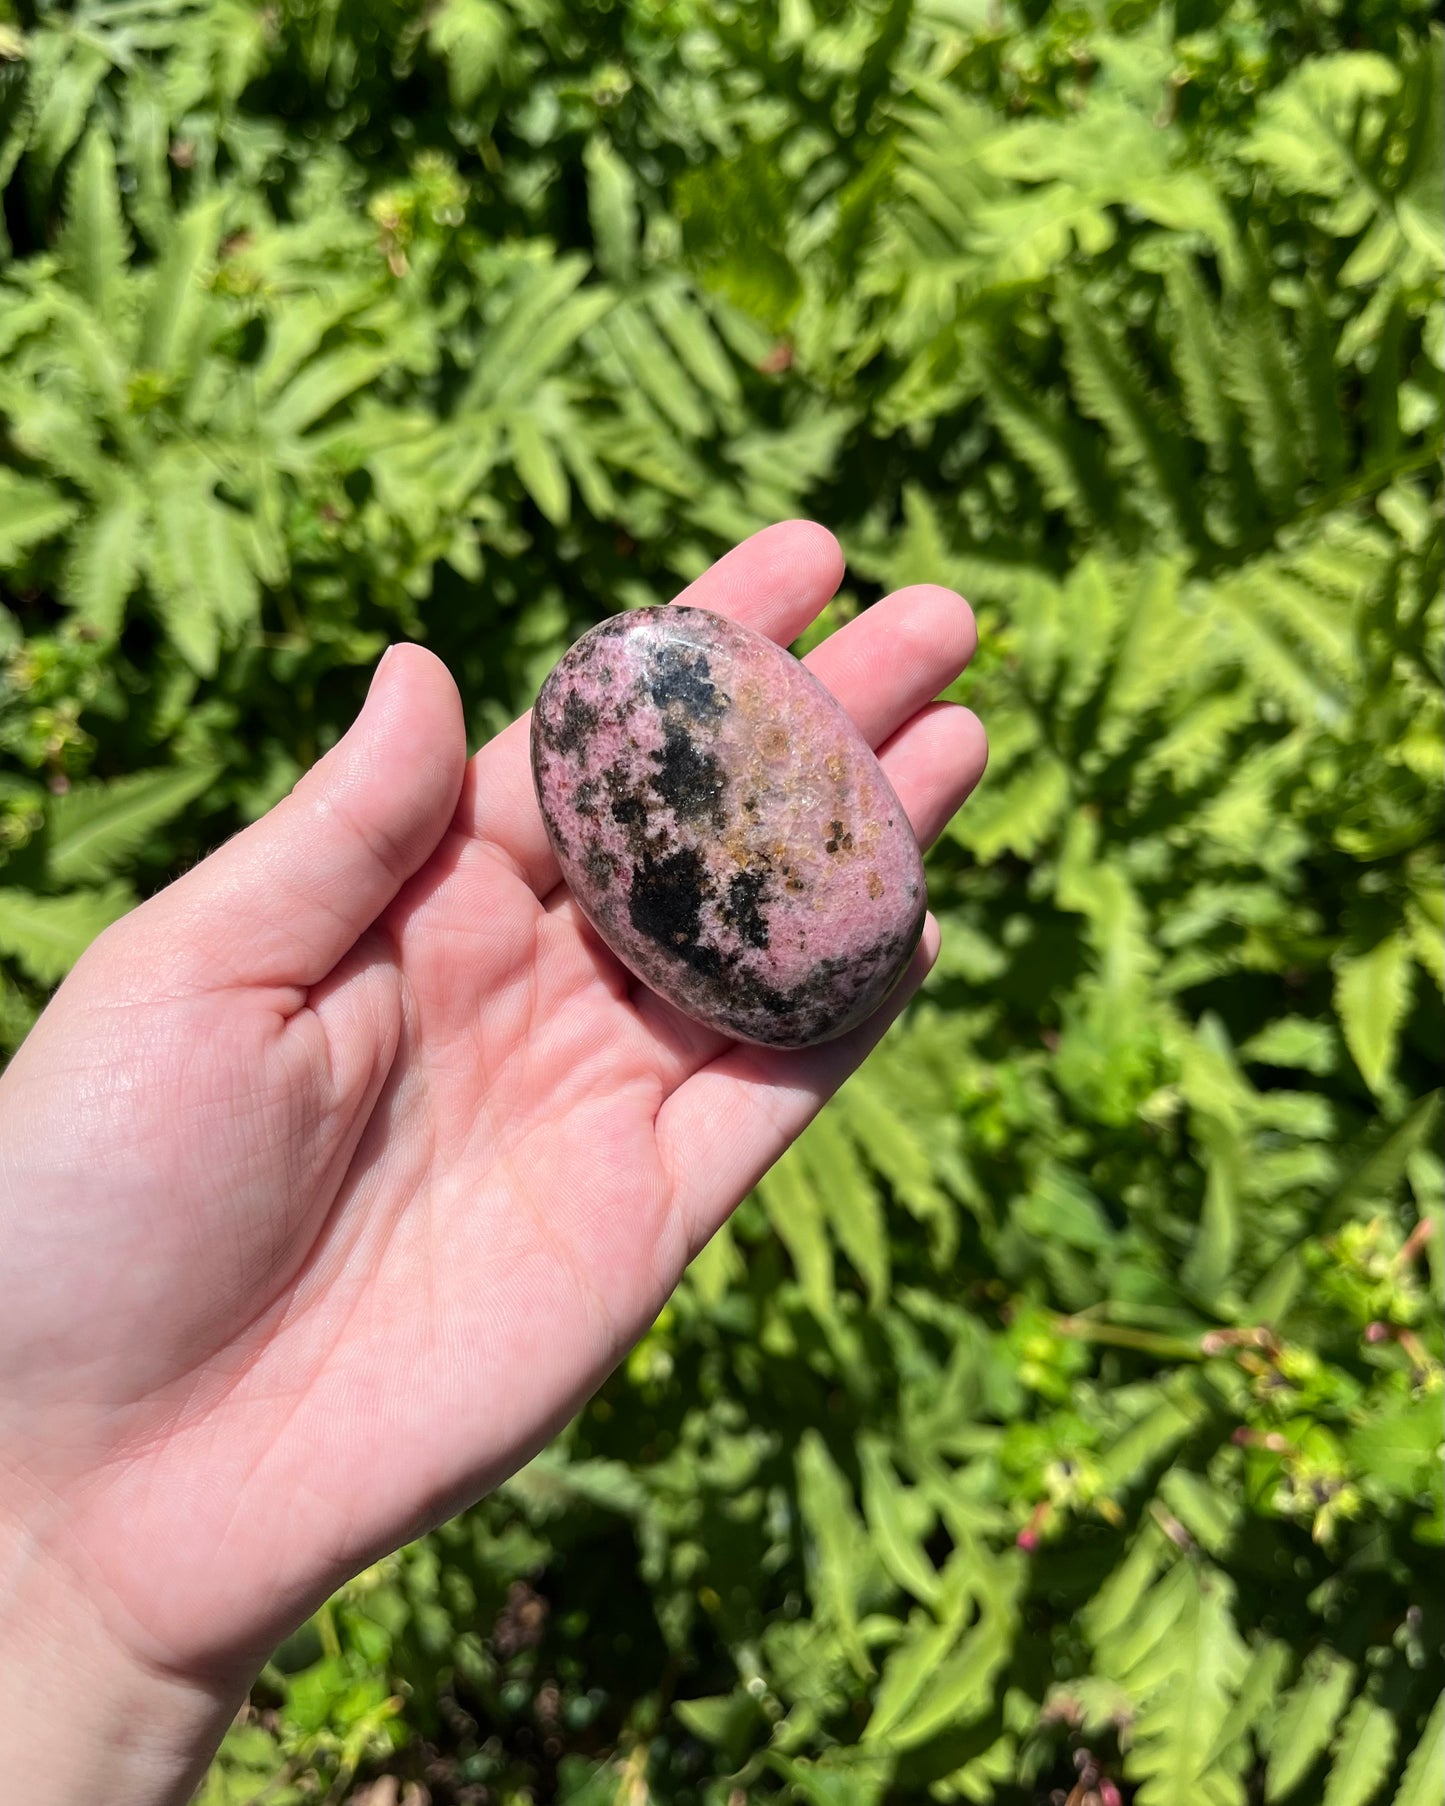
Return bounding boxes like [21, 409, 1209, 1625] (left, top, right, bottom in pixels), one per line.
[530, 606, 927, 1048]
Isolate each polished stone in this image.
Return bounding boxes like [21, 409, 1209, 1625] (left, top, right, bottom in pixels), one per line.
[531, 606, 926, 1047]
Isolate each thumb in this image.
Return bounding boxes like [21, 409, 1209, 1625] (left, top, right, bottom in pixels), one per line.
[114, 644, 467, 993]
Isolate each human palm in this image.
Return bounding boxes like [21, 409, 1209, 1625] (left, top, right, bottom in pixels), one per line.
[0, 525, 983, 1703]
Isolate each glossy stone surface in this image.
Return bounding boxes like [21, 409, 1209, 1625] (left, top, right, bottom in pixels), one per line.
[530, 606, 926, 1048]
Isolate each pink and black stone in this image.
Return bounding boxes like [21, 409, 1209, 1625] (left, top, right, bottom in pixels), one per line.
[530, 606, 926, 1048]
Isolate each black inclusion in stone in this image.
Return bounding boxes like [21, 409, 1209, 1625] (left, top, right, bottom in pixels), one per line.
[628, 849, 722, 976]
[721, 869, 770, 949]
[542, 687, 600, 756]
[584, 846, 617, 891]
[649, 725, 725, 824]
[647, 641, 725, 722]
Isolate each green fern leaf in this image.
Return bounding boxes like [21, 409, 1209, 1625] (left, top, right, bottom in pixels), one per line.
[882, 1555, 1024, 1750]
[1058, 277, 1201, 546]
[1096, 1555, 1196, 1683]
[596, 303, 712, 441]
[0, 471, 78, 565]
[557, 429, 618, 521]
[985, 368, 1101, 528]
[427, 0, 513, 107]
[648, 287, 742, 410]
[465, 257, 615, 409]
[137, 198, 223, 380]
[503, 1447, 648, 1521]
[1394, 34, 1444, 269]
[1205, 1638, 1293, 1769]
[843, 1071, 953, 1256]
[1099, 1384, 1210, 1495]
[1323, 1695, 1398, 1806]
[1126, 1571, 1249, 1806]
[1182, 1116, 1246, 1301]
[509, 416, 571, 526]
[1166, 255, 1236, 463]
[0, 965, 40, 1055]
[1241, 1017, 1339, 1074]
[1392, 1692, 1445, 1806]
[1334, 934, 1414, 1096]
[858, 1436, 940, 1607]
[1101, 556, 1211, 742]
[46, 766, 219, 885]
[585, 134, 639, 284]
[796, 1430, 874, 1680]
[1084, 1523, 1168, 1648]
[59, 126, 131, 317]
[1246, 53, 1399, 203]
[866, 1607, 966, 1746]
[1298, 278, 1348, 482]
[146, 480, 260, 676]
[1157, 1470, 1241, 1561]
[799, 1107, 889, 1309]
[1217, 578, 1347, 725]
[1265, 1649, 1357, 1801]
[1225, 257, 1304, 511]
[948, 753, 1068, 863]
[266, 346, 391, 440]
[0, 882, 133, 985]
[29, 42, 109, 187]
[1138, 689, 1255, 793]
[60, 486, 147, 636]
[759, 1150, 834, 1323]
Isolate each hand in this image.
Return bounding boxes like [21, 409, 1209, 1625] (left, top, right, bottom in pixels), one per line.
[0, 523, 985, 1801]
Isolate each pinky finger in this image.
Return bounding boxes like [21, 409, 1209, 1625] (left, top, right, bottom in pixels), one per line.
[655, 916, 941, 1259]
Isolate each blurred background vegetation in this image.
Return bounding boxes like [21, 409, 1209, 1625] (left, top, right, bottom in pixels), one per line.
[1, 0, 1442, 1800]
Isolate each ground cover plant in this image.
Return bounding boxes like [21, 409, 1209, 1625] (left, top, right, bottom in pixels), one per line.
[0, 0, 1441, 1800]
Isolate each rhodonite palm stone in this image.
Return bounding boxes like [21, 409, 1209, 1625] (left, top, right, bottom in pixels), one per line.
[530, 606, 926, 1048]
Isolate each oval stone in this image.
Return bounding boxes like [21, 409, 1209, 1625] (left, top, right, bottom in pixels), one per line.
[530, 606, 926, 1048]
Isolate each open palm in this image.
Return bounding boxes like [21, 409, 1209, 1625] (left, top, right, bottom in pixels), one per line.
[0, 524, 983, 1704]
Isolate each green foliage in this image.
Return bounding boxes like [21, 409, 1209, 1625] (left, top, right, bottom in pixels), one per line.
[1, 0, 1441, 1801]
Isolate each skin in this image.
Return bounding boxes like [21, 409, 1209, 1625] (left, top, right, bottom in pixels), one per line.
[0, 524, 985, 1803]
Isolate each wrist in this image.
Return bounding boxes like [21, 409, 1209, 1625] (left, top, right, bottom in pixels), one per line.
[0, 1499, 244, 1806]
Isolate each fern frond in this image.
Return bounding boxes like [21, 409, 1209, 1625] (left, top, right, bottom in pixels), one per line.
[45, 765, 218, 885]
[60, 485, 147, 635]
[1058, 277, 1202, 548]
[136, 197, 224, 380]
[0, 471, 78, 565]
[1264, 1648, 1358, 1801]
[1165, 254, 1236, 465]
[985, 367, 1105, 530]
[585, 134, 639, 284]
[0, 882, 133, 984]
[1322, 1694, 1398, 1806]
[59, 125, 131, 318]
[1393, 1692, 1445, 1806]
[1225, 253, 1304, 512]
